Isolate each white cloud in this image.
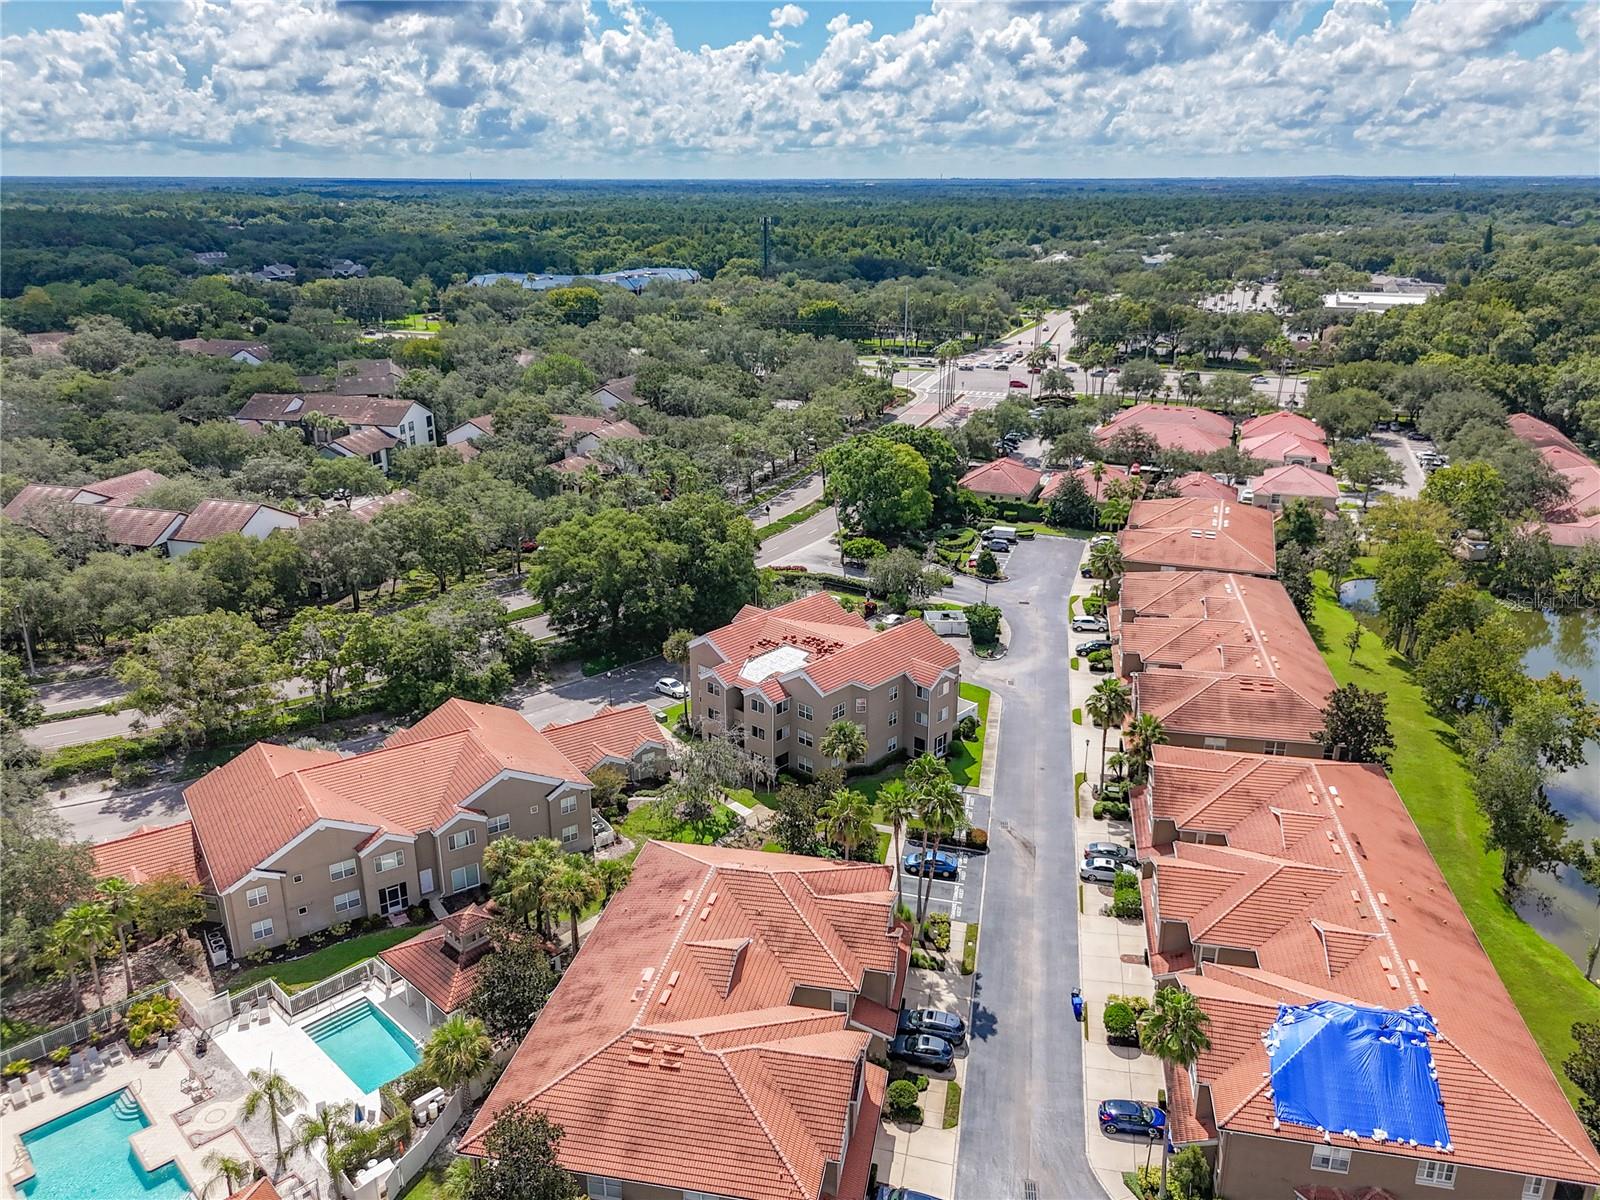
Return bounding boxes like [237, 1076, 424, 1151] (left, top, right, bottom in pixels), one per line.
[769, 4, 807, 30]
[0, 0, 1591, 175]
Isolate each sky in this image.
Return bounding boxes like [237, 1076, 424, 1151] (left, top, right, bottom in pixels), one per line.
[0, 0, 1596, 179]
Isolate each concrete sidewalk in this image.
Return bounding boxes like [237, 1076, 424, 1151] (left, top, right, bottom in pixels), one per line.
[1068, 573, 1166, 1200]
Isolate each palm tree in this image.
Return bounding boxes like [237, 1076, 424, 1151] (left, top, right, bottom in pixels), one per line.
[1126, 712, 1168, 783]
[593, 857, 633, 904]
[1106, 751, 1130, 781]
[662, 629, 694, 727]
[817, 788, 876, 862]
[546, 859, 602, 957]
[201, 1150, 252, 1198]
[97, 876, 139, 996]
[243, 1064, 305, 1176]
[40, 925, 88, 1017]
[294, 1101, 354, 1198]
[820, 718, 869, 770]
[485, 837, 563, 938]
[439, 1156, 476, 1200]
[1085, 678, 1133, 781]
[54, 902, 114, 1009]
[1087, 539, 1124, 598]
[1138, 984, 1212, 1198]
[906, 754, 968, 927]
[879, 778, 918, 915]
[422, 1015, 492, 1092]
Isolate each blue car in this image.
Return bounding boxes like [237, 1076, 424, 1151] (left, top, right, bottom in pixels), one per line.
[889, 1033, 955, 1070]
[1099, 1099, 1166, 1139]
[903, 849, 960, 880]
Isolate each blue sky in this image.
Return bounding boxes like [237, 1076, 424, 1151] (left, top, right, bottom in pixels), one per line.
[1, 0, 1595, 178]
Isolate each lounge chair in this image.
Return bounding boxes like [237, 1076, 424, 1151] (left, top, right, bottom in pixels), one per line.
[256, 1006, 270, 1026]
[86, 1047, 105, 1073]
[27, 1072, 46, 1100]
[8, 1078, 26, 1106]
[47, 1068, 66, 1092]
[237, 1003, 254, 1031]
[104, 1044, 125, 1065]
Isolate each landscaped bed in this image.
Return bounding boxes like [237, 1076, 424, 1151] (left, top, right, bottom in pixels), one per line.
[227, 923, 430, 993]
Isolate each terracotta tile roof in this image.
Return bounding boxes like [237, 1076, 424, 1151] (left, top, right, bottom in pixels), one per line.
[235, 393, 416, 426]
[1248, 463, 1340, 499]
[1120, 499, 1276, 576]
[91, 820, 206, 887]
[540, 704, 668, 775]
[824, 1065, 886, 1200]
[1167, 471, 1238, 500]
[1138, 747, 1600, 1184]
[187, 700, 587, 890]
[1039, 462, 1132, 503]
[174, 499, 298, 543]
[1097, 404, 1233, 455]
[3, 484, 86, 522]
[1544, 514, 1600, 547]
[177, 338, 271, 360]
[226, 1180, 283, 1200]
[1239, 410, 1326, 444]
[1508, 412, 1581, 454]
[1135, 668, 1331, 745]
[552, 454, 594, 474]
[1240, 429, 1332, 466]
[555, 413, 644, 442]
[958, 457, 1041, 499]
[379, 904, 493, 1014]
[1118, 570, 1266, 621]
[90, 469, 167, 506]
[329, 428, 397, 457]
[463, 843, 904, 1200]
[697, 593, 912, 701]
[1539, 444, 1600, 520]
[847, 994, 898, 1038]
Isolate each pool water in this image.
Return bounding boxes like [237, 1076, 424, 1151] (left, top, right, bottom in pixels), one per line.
[19, 1089, 192, 1200]
[305, 999, 420, 1093]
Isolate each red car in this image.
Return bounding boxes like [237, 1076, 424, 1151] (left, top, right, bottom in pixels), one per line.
[1008, 379, 1028, 389]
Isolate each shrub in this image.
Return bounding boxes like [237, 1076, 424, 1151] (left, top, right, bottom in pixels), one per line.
[245, 947, 271, 965]
[910, 948, 942, 971]
[3, 1059, 31, 1079]
[283, 937, 301, 955]
[329, 921, 351, 938]
[48, 1046, 71, 1065]
[1093, 799, 1131, 820]
[923, 912, 952, 951]
[886, 1079, 923, 1123]
[1083, 593, 1107, 616]
[1103, 1000, 1138, 1040]
[956, 714, 980, 742]
[126, 994, 180, 1049]
[961, 922, 979, 975]
[975, 549, 999, 578]
[967, 602, 1002, 646]
[915, 1073, 930, 1093]
[1112, 871, 1143, 919]
[964, 826, 988, 849]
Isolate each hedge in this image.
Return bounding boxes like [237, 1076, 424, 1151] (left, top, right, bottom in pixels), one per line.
[770, 568, 872, 595]
[943, 1079, 963, 1129]
[961, 922, 979, 975]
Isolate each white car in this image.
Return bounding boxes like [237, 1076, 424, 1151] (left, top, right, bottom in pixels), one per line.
[1072, 616, 1108, 633]
[654, 677, 687, 700]
[1080, 857, 1123, 885]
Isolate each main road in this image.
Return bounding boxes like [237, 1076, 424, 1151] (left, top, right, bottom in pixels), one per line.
[953, 535, 1098, 1198]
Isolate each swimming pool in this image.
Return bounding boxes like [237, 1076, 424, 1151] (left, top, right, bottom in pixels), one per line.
[18, 1088, 192, 1200]
[305, 999, 420, 1093]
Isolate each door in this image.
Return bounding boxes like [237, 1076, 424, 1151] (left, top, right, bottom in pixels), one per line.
[379, 883, 409, 915]
[418, 868, 435, 896]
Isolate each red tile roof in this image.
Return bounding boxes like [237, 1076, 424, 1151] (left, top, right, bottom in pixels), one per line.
[1239, 410, 1325, 445]
[1240, 429, 1332, 466]
[1039, 463, 1132, 503]
[1508, 412, 1581, 454]
[226, 1180, 282, 1200]
[173, 499, 298, 543]
[540, 704, 668, 775]
[1120, 499, 1276, 576]
[1097, 404, 1233, 455]
[90, 469, 167, 506]
[958, 457, 1041, 499]
[1137, 746, 1600, 1184]
[379, 904, 493, 1014]
[91, 820, 206, 887]
[1166, 472, 1238, 501]
[463, 842, 905, 1200]
[1540, 444, 1600, 521]
[1248, 464, 1340, 500]
[236, 393, 417, 426]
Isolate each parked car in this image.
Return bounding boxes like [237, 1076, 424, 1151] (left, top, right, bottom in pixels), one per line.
[889, 1033, 955, 1070]
[653, 677, 687, 699]
[986, 539, 1011, 553]
[898, 1008, 967, 1046]
[1009, 379, 1029, 388]
[1075, 639, 1113, 656]
[1071, 616, 1108, 633]
[1250, 374, 1269, 384]
[875, 1188, 945, 1200]
[904, 849, 961, 880]
[1080, 857, 1123, 885]
[1080, 563, 1097, 578]
[1407, 429, 1431, 442]
[1098, 1100, 1166, 1139]
[1089, 367, 1107, 377]
[879, 613, 906, 628]
[1084, 841, 1137, 866]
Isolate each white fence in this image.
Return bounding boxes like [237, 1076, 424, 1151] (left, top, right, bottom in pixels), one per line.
[2, 982, 173, 1067]
[210, 957, 402, 1032]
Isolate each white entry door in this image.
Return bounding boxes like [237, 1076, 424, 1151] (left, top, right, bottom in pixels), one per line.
[418, 868, 435, 896]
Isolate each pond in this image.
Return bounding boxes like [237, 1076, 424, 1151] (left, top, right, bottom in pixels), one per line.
[1502, 608, 1600, 972]
[1337, 577, 1378, 615]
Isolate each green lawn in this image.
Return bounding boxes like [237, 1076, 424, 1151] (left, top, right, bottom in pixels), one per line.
[397, 1165, 450, 1199]
[1307, 572, 1600, 1099]
[387, 313, 441, 332]
[754, 499, 828, 539]
[660, 701, 686, 729]
[617, 800, 741, 850]
[228, 924, 431, 994]
[854, 682, 990, 820]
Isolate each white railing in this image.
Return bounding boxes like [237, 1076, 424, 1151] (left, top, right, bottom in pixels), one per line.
[2, 982, 173, 1067]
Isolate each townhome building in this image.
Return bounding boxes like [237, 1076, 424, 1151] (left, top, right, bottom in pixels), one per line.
[90, 699, 600, 959]
[1130, 745, 1600, 1199]
[687, 593, 962, 774]
[234, 392, 436, 453]
[176, 338, 271, 365]
[462, 841, 906, 1200]
[1119, 498, 1277, 577]
[1097, 403, 1234, 456]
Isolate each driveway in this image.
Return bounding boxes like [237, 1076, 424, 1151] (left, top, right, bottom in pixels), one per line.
[510, 656, 676, 728]
[954, 535, 1099, 1198]
[1374, 430, 1427, 500]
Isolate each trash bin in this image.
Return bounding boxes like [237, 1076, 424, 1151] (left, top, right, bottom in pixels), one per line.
[1071, 988, 1085, 1022]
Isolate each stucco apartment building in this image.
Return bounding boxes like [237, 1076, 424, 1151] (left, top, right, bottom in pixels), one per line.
[687, 593, 962, 774]
[1119, 498, 1277, 577]
[1238, 409, 1330, 471]
[1131, 745, 1600, 1199]
[1097, 403, 1235, 456]
[91, 699, 611, 958]
[463, 841, 906, 1200]
[1116, 571, 1335, 758]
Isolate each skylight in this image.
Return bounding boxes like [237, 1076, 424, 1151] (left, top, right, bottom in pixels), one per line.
[743, 644, 810, 681]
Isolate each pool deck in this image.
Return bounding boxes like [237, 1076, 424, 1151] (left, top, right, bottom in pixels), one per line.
[213, 981, 432, 1114]
[0, 1039, 256, 1200]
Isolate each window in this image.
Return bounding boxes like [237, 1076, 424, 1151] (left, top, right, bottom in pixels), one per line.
[560, 795, 578, 815]
[933, 732, 948, 754]
[374, 850, 405, 873]
[586, 1180, 623, 1200]
[775, 726, 788, 742]
[528, 803, 540, 815]
[798, 731, 814, 748]
[855, 698, 867, 714]
[450, 863, 481, 893]
[797, 756, 813, 774]
[750, 725, 766, 739]
[707, 706, 720, 722]
[291, 874, 303, 884]
[561, 825, 579, 845]
[706, 680, 720, 697]
[888, 686, 898, 701]
[334, 890, 362, 914]
[749, 696, 766, 715]
[775, 700, 790, 715]
[297, 906, 309, 916]
[797, 703, 813, 722]
[447, 829, 477, 852]
[1416, 1161, 1456, 1188]
[916, 685, 929, 700]
[1310, 1146, 1350, 1173]
[915, 712, 928, 726]
[246, 886, 269, 908]
[1523, 1179, 1548, 1200]
[830, 991, 849, 1013]
[1263, 740, 1288, 757]
[487, 814, 511, 835]
[331, 858, 354, 880]
[888, 710, 898, 727]
[887, 737, 898, 753]
[250, 918, 275, 943]
[1203, 737, 1228, 750]
[832, 703, 847, 721]
[939, 706, 949, 722]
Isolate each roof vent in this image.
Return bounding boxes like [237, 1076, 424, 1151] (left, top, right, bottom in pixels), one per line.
[641, 967, 655, 983]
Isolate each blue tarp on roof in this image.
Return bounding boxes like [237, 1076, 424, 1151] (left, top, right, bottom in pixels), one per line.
[1264, 1000, 1451, 1152]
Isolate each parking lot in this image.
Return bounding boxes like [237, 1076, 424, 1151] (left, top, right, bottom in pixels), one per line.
[898, 789, 990, 924]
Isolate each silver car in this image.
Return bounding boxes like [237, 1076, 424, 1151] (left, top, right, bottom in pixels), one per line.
[1072, 616, 1108, 633]
[1079, 856, 1123, 885]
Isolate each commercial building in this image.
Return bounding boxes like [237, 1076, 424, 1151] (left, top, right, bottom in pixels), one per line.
[462, 841, 905, 1200]
[1319, 291, 1430, 314]
[687, 593, 962, 774]
[1119, 499, 1277, 577]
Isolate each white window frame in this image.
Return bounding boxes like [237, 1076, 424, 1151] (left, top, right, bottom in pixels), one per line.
[1263, 740, 1288, 756]
[706, 680, 720, 696]
[832, 703, 847, 721]
[797, 703, 813, 722]
[246, 885, 269, 908]
[487, 813, 511, 835]
[586, 1177, 623, 1200]
[375, 850, 405, 873]
[330, 858, 357, 882]
[888, 686, 898, 701]
[560, 795, 578, 815]
[798, 731, 814, 747]
[1522, 1179, 1547, 1200]
[916, 685, 929, 699]
[707, 706, 720, 722]
[942, 680, 951, 694]
[888, 710, 898, 727]
[1309, 1145, 1350, 1173]
[750, 725, 766, 739]
[749, 696, 766, 715]
[450, 863, 481, 893]
[887, 736, 898, 753]
[915, 711, 928, 726]
[333, 890, 362, 914]
[447, 829, 477, 852]
[250, 918, 275, 943]
[774, 700, 790, 714]
[797, 756, 813, 774]
[775, 726, 788, 741]
[855, 698, 867, 714]
[560, 824, 579, 845]
[1203, 736, 1228, 750]
[939, 706, 949, 722]
[1416, 1161, 1456, 1188]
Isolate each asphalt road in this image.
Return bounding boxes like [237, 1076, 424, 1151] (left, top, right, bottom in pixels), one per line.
[899, 790, 991, 924]
[955, 534, 1097, 1199]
